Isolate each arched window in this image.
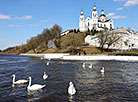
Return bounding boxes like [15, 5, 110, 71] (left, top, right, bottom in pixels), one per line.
[88, 22, 90, 26]
[110, 24, 112, 29]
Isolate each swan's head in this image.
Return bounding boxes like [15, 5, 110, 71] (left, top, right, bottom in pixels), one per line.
[44, 72, 46, 74]
[102, 67, 104, 70]
[27, 77, 31, 80]
[69, 82, 74, 86]
[12, 74, 15, 77]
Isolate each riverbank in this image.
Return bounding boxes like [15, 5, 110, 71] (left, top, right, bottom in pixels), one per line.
[20, 53, 138, 61]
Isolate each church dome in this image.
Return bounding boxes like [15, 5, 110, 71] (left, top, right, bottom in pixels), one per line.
[99, 14, 106, 17]
[99, 9, 107, 22]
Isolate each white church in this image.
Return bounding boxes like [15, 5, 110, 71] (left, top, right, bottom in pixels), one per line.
[79, 4, 114, 32]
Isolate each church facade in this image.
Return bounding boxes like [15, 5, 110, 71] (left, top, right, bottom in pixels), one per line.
[79, 4, 114, 32]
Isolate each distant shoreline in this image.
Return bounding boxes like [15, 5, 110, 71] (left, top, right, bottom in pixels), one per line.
[19, 53, 138, 61]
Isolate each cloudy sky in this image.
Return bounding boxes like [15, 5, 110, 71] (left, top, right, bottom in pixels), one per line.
[0, 0, 138, 50]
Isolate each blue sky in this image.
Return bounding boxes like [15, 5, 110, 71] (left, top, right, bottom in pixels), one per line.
[0, 0, 138, 50]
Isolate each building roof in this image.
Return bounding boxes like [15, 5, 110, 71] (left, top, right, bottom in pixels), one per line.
[112, 29, 129, 35]
[98, 19, 110, 23]
[99, 14, 106, 17]
[117, 27, 128, 33]
[86, 35, 97, 39]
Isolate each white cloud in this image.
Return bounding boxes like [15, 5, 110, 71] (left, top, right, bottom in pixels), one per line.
[0, 14, 11, 20]
[107, 13, 115, 17]
[107, 12, 126, 19]
[15, 16, 32, 20]
[114, 0, 138, 6]
[8, 24, 19, 28]
[112, 16, 127, 19]
[124, 0, 138, 6]
[117, 7, 123, 10]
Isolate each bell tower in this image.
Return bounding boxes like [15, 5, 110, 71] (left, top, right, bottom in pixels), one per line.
[92, 3, 98, 18]
[79, 9, 86, 32]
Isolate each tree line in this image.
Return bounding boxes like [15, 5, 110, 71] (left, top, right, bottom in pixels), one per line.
[1, 24, 126, 54]
[20, 24, 62, 53]
[20, 24, 87, 54]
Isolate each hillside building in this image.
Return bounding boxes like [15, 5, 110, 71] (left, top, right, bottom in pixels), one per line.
[79, 4, 114, 32]
[85, 28, 138, 50]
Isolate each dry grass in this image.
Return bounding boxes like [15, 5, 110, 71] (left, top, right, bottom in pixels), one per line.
[42, 48, 68, 53]
[81, 46, 101, 54]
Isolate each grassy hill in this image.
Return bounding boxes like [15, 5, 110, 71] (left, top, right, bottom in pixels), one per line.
[1, 26, 138, 56]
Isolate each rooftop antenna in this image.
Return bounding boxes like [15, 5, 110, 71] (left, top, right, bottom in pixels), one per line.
[94, 0, 96, 5]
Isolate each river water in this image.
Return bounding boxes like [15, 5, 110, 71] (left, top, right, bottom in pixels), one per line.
[0, 55, 138, 102]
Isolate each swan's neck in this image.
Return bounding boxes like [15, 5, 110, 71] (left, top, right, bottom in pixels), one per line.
[70, 85, 73, 88]
[28, 78, 31, 88]
[12, 76, 15, 83]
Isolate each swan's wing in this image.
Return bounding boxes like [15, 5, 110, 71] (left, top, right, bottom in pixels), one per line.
[15, 80, 28, 84]
[68, 86, 76, 95]
[72, 87, 76, 94]
[30, 84, 46, 90]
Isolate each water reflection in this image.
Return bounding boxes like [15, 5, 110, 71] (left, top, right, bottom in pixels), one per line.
[69, 95, 74, 102]
[101, 72, 105, 77]
[11, 84, 16, 96]
[27, 89, 43, 102]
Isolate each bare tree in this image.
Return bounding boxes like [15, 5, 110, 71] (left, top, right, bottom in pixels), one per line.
[97, 31, 108, 52]
[106, 32, 121, 49]
[50, 24, 62, 49]
[97, 31, 121, 52]
[23, 24, 62, 53]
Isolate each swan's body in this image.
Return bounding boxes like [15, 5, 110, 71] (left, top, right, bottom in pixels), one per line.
[82, 63, 85, 68]
[27, 77, 46, 91]
[12, 74, 28, 84]
[101, 67, 105, 73]
[89, 64, 92, 69]
[47, 61, 49, 66]
[43, 72, 48, 80]
[68, 82, 76, 95]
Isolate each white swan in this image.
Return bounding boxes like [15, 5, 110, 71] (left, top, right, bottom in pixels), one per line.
[47, 61, 49, 66]
[68, 82, 76, 95]
[82, 63, 85, 68]
[43, 72, 48, 80]
[89, 64, 93, 69]
[12, 74, 28, 84]
[27, 77, 46, 91]
[101, 67, 105, 73]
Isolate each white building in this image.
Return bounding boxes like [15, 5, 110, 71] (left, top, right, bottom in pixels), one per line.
[79, 4, 114, 32]
[85, 28, 138, 50]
